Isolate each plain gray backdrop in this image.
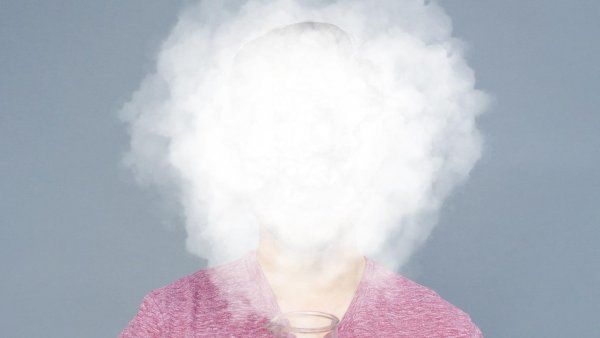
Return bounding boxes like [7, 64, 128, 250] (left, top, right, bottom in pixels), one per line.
[1, 1, 598, 337]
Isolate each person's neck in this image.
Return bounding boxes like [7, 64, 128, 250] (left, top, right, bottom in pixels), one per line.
[256, 228, 366, 318]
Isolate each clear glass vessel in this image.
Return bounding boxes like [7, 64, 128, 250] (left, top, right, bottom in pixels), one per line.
[267, 311, 340, 338]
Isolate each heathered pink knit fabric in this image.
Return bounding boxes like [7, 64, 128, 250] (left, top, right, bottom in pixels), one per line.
[120, 252, 483, 337]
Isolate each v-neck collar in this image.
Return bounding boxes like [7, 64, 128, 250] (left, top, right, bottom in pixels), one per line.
[246, 251, 372, 330]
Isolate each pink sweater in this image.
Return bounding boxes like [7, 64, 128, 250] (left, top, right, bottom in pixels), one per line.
[120, 253, 483, 337]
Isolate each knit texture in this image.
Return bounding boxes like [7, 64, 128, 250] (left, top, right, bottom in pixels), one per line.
[120, 253, 483, 337]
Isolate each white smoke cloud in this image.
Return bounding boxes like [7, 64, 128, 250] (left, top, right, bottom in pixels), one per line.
[120, 0, 488, 270]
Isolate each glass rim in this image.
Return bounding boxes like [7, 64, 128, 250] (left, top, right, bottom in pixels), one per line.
[267, 310, 340, 333]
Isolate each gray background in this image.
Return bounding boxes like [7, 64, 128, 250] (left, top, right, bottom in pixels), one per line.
[1, 1, 598, 337]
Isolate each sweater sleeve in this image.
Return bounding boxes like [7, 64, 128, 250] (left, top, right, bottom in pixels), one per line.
[120, 292, 164, 337]
[463, 316, 484, 338]
[468, 326, 484, 337]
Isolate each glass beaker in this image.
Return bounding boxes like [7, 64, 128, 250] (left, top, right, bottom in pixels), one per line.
[267, 311, 339, 338]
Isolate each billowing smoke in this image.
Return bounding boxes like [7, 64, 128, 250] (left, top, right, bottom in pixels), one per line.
[120, 0, 488, 271]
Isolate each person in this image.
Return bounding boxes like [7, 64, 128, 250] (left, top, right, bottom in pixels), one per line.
[120, 225, 482, 337]
[121, 21, 484, 337]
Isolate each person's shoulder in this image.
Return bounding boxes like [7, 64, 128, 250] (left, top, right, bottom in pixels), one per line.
[121, 256, 256, 337]
[147, 255, 249, 307]
[363, 259, 483, 337]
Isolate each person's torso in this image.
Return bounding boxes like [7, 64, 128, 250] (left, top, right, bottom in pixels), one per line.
[146, 253, 482, 337]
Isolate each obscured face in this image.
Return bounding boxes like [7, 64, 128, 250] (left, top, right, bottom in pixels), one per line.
[227, 22, 371, 254]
